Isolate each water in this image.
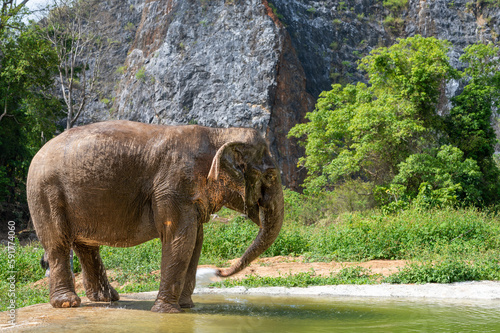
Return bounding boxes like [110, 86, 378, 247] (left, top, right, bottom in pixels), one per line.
[15, 294, 500, 332]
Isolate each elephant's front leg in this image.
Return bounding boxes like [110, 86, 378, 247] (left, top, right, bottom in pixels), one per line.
[179, 222, 203, 308]
[151, 218, 198, 313]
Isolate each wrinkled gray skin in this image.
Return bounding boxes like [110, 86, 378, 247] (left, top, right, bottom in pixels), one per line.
[27, 120, 284, 313]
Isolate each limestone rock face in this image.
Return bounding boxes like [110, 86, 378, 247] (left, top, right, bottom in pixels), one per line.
[80, 0, 500, 188]
[271, 0, 499, 97]
[112, 0, 314, 188]
[80, 0, 143, 124]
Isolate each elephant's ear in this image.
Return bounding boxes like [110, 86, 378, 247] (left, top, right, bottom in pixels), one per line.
[208, 142, 249, 195]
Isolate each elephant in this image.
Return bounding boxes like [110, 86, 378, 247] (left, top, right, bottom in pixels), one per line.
[27, 120, 284, 313]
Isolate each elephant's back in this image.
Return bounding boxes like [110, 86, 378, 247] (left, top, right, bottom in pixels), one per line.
[29, 121, 162, 187]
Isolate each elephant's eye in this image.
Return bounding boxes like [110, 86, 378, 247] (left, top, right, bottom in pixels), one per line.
[262, 171, 276, 185]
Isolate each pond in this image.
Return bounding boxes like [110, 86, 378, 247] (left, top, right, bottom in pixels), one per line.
[14, 294, 500, 332]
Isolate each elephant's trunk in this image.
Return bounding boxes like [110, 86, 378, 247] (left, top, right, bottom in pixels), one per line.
[216, 185, 284, 277]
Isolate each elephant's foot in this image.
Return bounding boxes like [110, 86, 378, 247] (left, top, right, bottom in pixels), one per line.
[151, 300, 184, 313]
[86, 284, 120, 302]
[50, 292, 81, 308]
[179, 297, 195, 309]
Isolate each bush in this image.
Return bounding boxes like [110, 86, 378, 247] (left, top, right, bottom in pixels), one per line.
[308, 207, 500, 261]
[384, 255, 500, 284]
[264, 224, 309, 256]
[202, 216, 258, 262]
[283, 182, 375, 226]
[101, 239, 162, 275]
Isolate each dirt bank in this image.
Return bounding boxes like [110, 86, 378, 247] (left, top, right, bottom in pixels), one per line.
[31, 256, 407, 294]
[210, 256, 407, 279]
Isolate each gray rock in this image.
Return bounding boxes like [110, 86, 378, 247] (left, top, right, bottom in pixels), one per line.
[77, 0, 500, 188]
[112, 0, 314, 188]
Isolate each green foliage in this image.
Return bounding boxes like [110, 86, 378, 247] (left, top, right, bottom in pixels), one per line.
[116, 65, 127, 75]
[306, 7, 316, 14]
[135, 66, 146, 81]
[124, 22, 135, 32]
[264, 222, 309, 256]
[290, 36, 500, 209]
[211, 266, 378, 288]
[0, 240, 48, 311]
[382, 0, 408, 12]
[445, 43, 500, 206]
[99, 240, 163, 293]
[0, 240, 45, 285]
[283, 184, 375, 225]
[358, 36, 457, 125]
[267, 2, 284, 21]
[329, 41, 339, 50]
[0, 6, 63, 224]
[391, 145, 482, 207]
[290, 36, 457, 193]
[201, 203, 500, 263]
[384, 252, 500, 283]
[201, 216, 258, 262]
[101, 239, 162, 275]
[310, 207, 499, 261]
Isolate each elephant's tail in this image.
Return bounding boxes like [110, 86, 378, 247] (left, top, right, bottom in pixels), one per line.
[40, 252, 49, 270]
[40, 250, 75, 274]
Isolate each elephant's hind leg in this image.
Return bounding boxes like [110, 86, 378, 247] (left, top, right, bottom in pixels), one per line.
[33, 185, 81, 308]
[73, 243, 119, 302]
[46, 245, 81, 308]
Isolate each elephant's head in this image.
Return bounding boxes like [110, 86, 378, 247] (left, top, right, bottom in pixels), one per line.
[208, 138, 284, 277]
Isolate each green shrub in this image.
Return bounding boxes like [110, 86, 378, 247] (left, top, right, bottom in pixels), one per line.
[268, 2, 284, 21]
[384, 256, 500, 284]
[382, 0, 408, 12]
[135, 66, 146, 81]
[264, 224, 309, 256]
[101, 239, 162, 274]
[308, 207, 500, 261]
[202, 216, 258, 261]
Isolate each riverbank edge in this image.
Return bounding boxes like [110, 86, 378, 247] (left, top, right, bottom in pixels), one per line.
[121, 281, 500, 300]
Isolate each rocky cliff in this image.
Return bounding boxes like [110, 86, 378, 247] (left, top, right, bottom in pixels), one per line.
[110, 0, 314, 188]
[81, 0, 500, 188]
[271, 0, 499, 97]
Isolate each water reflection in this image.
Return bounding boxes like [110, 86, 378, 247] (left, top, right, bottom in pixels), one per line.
[14, 294, 500, 333]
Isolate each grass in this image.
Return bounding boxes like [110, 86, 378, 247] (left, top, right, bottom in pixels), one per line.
[0, 240, 47, 311]
[1, 197, 500, 311]
[211, 266, 379, 288]
[204, 206, 500, 263]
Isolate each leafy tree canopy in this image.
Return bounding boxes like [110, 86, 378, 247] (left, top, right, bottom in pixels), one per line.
[0, 1, 62, 224]
[290, 35, 500, 209]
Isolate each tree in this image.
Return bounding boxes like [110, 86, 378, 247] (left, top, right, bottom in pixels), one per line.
[0, 1, 62, 224]
[290, 36, 500, 208]
[289, 36, 458, 193]
[0, 0, 28, 34]
[445, 43, 500, 205]
[40, 0, 112, 129]
[392, 145, 482, 207]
